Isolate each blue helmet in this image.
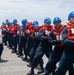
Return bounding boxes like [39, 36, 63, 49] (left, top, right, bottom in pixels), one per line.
[8, 22, 13, 25]
[6, 19, 9, 23]
[13, 19, 17, 23]
[44, 17, 51, 23]
[8, 22, 10, 25]
[2, 22, 5, 25]
[22, 19, 27, 25]
[32, 21, 39, 27]
[68, 11, 74, 20]
[53, 17, 61, 23]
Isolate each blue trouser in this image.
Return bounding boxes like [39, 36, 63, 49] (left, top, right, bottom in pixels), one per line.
[0, 43, 3, 56]
[19, 37, 27, 56]
[4, 32, 8, 45]
[25, 38, 33, 57]
[16, 35, 21, 53]
[31, 43, 52, 68]
[45, 46, 65, 74]
[29, 39, 40, 61]
[8, 33, 12, 47]
[12, 34, 18, 51]
[2, 31, 6, 43]
[9, 34, 13, 48]
[55, 46, 74, 75]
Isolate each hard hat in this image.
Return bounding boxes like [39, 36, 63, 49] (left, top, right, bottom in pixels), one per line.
[44, 17, 51, 23]
[6, 19, 9, 23]
[32, 21, 39, 27]
[22, 19, 27, 25]
[13, 19, 17, 23]
[68, 11, 74, 20]
[2, 22, 5, 25]
[8, 22, 13, 25]
[53, 17, 61, 23]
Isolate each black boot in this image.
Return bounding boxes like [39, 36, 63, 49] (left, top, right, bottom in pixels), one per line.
[27, 68, 34, 75]
[27, 62, 32, 67]
[12, 50, 15, 53]
[26, 58, 31, 62]
[37, 64, 44, 74]
[22, 57, 28, 61]
[37, 68, 44, 74]
[12, 48, 17, 53]
[18, 54, 23, 57]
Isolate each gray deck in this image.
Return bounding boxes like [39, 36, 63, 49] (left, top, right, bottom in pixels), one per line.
[0, 46, 69, 75]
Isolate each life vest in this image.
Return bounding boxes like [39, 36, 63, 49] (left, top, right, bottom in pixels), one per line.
[1, 25, 7, 31]
[24, 22, 33, 37]
[8, 25, 12, 33]
[66, 22, 74, 40]
[5, 24, 9, 31]
[11, 23, 20, 34]
[33, 26, 40, 35]
[52, 25, 65, 46]
[42, 24, 52, 37]
[11, 25, 17, 34]
[32, 26, 41, 40]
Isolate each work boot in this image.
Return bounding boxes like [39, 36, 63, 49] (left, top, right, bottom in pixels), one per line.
[12, 48, 17, 53]
[22, 57, 28, 61]
[26, 58, 30, 62]
[16, 52, 19, 55]
[37, 68, 44, 74]
[20, 55, 23, 59]
[27, 62, 32, 67]
[37, 64, 44, 74]
[27, 70, 34, 75]
[11, 50, 15, 53]
[14, 49, 17, 53]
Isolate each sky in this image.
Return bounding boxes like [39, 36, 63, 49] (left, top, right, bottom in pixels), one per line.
[0, 0, 74, 26]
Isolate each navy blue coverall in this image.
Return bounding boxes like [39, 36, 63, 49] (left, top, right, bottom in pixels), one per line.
[55, 27, 74, 75]
[29, 31, 40, 62]
[18, 30, 27, 57]
[45, 30, 66, 75]
[31, 28, 52, 68]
